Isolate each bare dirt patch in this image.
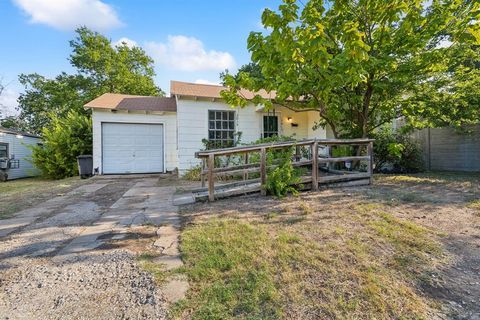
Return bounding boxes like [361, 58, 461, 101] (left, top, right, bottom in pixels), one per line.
[0, 177, 87, 219]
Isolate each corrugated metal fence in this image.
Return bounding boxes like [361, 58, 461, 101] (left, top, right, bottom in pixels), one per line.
[411, 125, 480, 172]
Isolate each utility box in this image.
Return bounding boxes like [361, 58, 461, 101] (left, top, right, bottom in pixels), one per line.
[77, 155, 93, 179]
[0, 158, 8, 169]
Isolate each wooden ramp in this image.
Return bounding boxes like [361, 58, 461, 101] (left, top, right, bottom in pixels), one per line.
[194, 138, 374, 202]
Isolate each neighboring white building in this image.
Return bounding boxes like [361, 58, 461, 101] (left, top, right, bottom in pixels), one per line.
[0, 127, 41, 181]
[85, 81, 332, 175]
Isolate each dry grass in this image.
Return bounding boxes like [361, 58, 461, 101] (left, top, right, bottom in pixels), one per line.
[154, 171, 480, 319]
[467, 200, 480, 216]
[0, 176, 85, 219]
[174, 185, 455, 319]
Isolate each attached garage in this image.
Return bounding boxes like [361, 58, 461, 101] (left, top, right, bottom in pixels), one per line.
[102, 123, 164, 174]
[85, 93, 178, 175]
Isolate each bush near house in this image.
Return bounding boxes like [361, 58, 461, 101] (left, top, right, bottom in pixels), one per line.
[30, 111, 92, 179]
[373, 128, 424, 174]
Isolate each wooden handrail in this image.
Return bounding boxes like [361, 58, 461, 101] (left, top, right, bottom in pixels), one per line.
[195, 138, 375, 201]
[195, 138, 375, 157]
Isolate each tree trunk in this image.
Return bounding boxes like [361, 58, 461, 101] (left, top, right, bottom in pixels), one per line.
[361, 81, 374, 138]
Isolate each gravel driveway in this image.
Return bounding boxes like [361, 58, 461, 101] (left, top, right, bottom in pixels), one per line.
[0, 175, 178, 320]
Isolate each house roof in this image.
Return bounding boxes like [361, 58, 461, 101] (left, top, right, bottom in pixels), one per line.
[84, 93, 177, 112]
[0, 127, 41, 139]
[170, 80, 276, 100]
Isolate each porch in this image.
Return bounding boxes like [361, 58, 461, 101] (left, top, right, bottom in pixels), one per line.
[194, 138, 374, 201]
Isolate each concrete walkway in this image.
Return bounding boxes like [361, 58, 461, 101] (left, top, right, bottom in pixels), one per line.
[0, 175, 189, 319]
[54, 177, 189, 303]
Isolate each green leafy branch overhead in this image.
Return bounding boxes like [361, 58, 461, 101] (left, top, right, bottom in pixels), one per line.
[222, 0, 480, 138]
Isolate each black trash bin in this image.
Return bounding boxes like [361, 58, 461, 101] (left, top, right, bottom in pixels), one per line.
[77, 155, 93, 179]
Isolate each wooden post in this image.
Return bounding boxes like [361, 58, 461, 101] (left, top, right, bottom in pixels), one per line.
[311, 141, 318, 190]
[260, 147, 267, 196]
[208, 154, 215, 201]
[201, 157, 206, 187]
[367, 141, 373, 185]
[295, 145, 301, 162]
[243, 152, 249, 181]
[327, 145, 332, 172]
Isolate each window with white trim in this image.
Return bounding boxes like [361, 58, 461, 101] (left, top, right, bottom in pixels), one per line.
[0, 143, 8, 158]
[208, 110, 235, 148]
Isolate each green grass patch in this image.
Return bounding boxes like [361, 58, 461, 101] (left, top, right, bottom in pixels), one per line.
[175, 211, 442, 319]
[137, 253, 168, 284]
[173, 220, 281, 319]
[368, 211, 442, 273]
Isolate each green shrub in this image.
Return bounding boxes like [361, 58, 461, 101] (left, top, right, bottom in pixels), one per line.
[373, 128, 424, 173]
[331, 145, 355, 157]
[250, 135, 294, 145]
[30, 111, 92, 179]
[262, 140, 304, 198]
[265, 158, 303, 198]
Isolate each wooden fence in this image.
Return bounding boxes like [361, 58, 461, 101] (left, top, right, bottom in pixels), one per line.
[195, 138, 374, 201]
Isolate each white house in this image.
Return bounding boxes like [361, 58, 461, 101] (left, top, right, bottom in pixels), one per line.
[85, 80, 333, 175]
[0, 127, 41, 181]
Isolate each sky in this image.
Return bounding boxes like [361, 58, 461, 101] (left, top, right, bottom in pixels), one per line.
[0, 0, 281, 116]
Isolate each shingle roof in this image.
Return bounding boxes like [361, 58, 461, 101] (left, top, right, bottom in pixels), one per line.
[0, 127, 41, 139]
[84, 93, 177, 112]
[170, 81, 276, 100]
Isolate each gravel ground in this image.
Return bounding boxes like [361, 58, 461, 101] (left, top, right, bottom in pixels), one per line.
[0, 177, 168, 320]
[0, 251, 166, 320]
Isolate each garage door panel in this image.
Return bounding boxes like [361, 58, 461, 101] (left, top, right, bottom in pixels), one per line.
[102, 123, 164, 174]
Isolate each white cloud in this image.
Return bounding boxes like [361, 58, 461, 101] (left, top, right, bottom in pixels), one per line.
[0, 87, 19, 117]
[145, 35, 236, 72]
[194, 79, 221, 86]
[13, 0, 123, 31]
[113, 37, 137, 49]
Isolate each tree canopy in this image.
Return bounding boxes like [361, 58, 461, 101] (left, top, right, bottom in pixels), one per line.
[17, 27, 162, 134]
[222, 0, 480, 138]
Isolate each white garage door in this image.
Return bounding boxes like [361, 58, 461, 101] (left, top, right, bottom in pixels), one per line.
[102, 123, 164, 174]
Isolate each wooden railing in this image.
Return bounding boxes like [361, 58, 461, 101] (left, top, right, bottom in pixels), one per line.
[195, 138, 374, 201]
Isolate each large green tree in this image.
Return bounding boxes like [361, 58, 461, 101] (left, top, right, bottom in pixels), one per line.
[17, 27, 162, 134]
[222, 0, 480, 138]
[17, 73, 94, 133]
[19, 27, 162, 178]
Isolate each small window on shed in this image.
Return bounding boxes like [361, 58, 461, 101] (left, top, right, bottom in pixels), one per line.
[0, 143, 8, 158]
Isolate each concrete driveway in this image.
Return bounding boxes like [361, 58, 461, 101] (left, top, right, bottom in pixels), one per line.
[0, 175, 186, 319]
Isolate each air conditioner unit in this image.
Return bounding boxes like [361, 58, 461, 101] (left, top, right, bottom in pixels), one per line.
[0, 158, 8, 169]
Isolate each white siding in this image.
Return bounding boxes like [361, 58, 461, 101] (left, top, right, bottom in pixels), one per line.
[176, 98, 263, 174]
[92, 110, 177, 173]
[0, 133, 41, 180]
[277, 107, 309, 138]
[176, 99, 328, 174]
[92, 99, 330, 176]
[306, 111, 328, 139]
